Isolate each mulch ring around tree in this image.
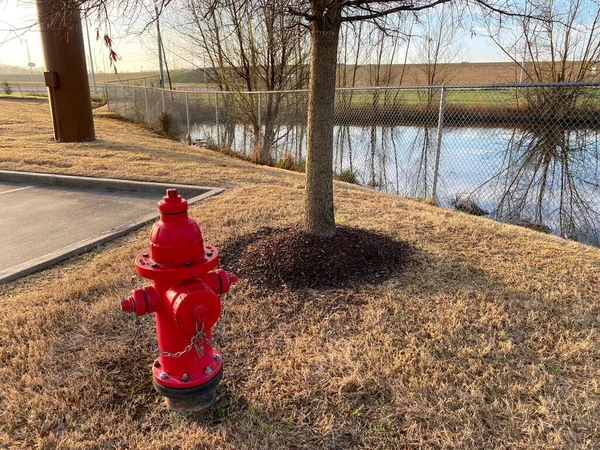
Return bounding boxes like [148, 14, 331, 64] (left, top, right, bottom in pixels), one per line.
[218, 226, 411, 292]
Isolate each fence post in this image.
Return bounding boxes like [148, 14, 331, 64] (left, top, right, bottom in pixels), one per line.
[186, 92, 190, 143]
[105, 83, 110, 111]
[133, 86, 137, 120]
[215, 92, 220, 147]
[122, 85, 127, 118]
[257, 92, 262, 150]
[161, 89, 166, 113]
[115, 85, 119, 115]
[145, 87, 149, 125]
[431, 85, 447, 202]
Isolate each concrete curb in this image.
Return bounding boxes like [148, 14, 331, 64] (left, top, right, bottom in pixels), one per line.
[0, 170, 224, 284]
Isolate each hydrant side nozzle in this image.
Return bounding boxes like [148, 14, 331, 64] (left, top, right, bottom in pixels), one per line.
[205, 269, 237, 295]
[121, 296, 135, 312]
[124, 286, 160, 316]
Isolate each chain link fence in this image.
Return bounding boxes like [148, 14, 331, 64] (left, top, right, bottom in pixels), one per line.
[1, 84, 48, 97]
[105, 81, 600, 246]
[1, 83, 106, 100]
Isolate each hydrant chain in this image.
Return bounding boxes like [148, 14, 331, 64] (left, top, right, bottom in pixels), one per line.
[211, 291, 231, 344]
[159, 322, 207, 359]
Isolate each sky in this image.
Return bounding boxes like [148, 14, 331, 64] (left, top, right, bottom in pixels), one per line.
[0, 0, 507, 74]
[0, 0, 158, 73]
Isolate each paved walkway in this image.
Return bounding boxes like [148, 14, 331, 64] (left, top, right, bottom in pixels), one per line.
[0, 182, 158, 272]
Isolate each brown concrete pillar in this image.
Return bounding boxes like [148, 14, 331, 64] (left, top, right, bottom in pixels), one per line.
[37, 0, 95, 142]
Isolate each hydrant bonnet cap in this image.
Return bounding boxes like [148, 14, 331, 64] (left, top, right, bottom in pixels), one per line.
[158, 189, 188, 214]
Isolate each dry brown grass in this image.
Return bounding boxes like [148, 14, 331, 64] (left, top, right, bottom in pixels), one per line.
[0, 99, 599, 449]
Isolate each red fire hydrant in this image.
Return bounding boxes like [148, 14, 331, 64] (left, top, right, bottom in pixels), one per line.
[121, 188, 236, 411]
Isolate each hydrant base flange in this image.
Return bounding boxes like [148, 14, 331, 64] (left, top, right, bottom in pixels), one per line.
[154, 368, 223, 412]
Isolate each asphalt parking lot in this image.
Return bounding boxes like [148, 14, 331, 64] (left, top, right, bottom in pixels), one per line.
[0, 181, 159, 278]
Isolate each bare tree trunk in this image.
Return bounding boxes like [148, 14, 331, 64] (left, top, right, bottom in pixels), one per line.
[304, 4, 341, 237]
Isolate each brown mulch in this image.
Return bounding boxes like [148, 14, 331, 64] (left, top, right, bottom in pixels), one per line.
[219, 226, 411, 291]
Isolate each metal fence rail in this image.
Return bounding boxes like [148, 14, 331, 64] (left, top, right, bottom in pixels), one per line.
[105, 82, 600, 246]
[105, 75, 161, 87]
[1, 84, 47, 97]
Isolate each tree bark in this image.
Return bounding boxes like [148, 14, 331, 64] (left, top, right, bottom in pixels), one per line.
[304, 2, 341, 237]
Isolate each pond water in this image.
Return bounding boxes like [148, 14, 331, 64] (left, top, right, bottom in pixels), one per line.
[191, 123, 600, 245]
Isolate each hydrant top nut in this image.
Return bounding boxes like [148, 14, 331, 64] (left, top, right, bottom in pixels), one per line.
[158, 189, 188, 214]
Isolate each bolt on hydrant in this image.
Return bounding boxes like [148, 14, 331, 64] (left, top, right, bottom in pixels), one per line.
[121, 188, 236, 411]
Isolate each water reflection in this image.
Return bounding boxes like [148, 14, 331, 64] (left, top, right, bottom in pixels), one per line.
[191, 122, 600, 245]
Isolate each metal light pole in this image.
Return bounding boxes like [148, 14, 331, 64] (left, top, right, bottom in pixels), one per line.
[519, 22, 529, 84]
[85, 16, 97, 94]
[519, 5, 531, 85]
[156, 5, 165, 89]
[25, 40, 35, 83]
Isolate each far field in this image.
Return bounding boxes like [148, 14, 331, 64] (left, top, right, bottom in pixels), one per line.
[0, 98, 598, 448]
[3, 61, 585, 89]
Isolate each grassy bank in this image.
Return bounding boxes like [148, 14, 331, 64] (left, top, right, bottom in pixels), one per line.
[0, 99, 599, 449]
[117, 86, 600, 134]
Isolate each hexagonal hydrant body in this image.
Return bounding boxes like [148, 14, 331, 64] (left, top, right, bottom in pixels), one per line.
[121, 189, 236, 411]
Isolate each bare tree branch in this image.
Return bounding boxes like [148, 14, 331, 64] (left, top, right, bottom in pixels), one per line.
[341, 0, 451, 22]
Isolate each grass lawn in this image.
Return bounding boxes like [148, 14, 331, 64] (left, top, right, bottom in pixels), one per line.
[338, 88, 520, 107]
[340, 87, 600, 110]
[0, 99, 599, 449]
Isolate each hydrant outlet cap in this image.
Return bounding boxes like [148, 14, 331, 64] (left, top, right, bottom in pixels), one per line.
[120, 297, 134, 312]
[158, 189, 188, 214]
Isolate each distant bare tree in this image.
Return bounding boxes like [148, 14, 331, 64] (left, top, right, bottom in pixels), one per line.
[482, 0, 600, 239]
[415, 4, 464, 90]
[486, 0, 600, 84]
[334, 18, 411, 187]
[412, 4, 464, 197]
[173, 0, 309, 164]
[367, 23, 402, 188]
